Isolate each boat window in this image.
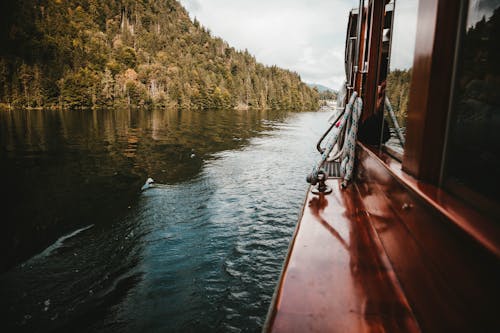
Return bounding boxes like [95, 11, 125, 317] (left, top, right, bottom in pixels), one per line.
[345, 9, 359, 94]
[382, 0, 419, 158]
[444, 0, 500, 217]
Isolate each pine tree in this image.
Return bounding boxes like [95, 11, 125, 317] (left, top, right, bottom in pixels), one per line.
[0, 0, 319, 111]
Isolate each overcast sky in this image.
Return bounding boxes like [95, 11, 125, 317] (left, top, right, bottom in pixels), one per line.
[389, 0, 418, 71]
[179, 0, 359, 90]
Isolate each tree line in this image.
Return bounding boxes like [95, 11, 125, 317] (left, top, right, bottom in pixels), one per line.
[318, 90, 337, 100]
[385, 68, 411, 128]
[0, 0, 319, 111]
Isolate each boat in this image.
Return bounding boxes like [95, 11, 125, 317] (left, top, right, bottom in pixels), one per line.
[264, 0, 500, 331]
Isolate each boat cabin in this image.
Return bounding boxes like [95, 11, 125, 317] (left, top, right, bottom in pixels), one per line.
[265, 0, 500, 331]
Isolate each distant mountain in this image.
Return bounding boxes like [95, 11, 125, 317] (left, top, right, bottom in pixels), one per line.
[306, 83, 336, 93]
[0, 0, 319, 111]
[307, 83, 337, 100]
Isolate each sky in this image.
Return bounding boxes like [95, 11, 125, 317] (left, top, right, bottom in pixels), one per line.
[389, 0, 418, 71]
[466, 0, 500, 28]
[179, 0, 359, 90]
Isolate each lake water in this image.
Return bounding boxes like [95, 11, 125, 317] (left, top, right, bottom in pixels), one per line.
[0, 107, 331, 332]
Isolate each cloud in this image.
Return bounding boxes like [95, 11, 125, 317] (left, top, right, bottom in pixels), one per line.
[179, 0, 359, 90]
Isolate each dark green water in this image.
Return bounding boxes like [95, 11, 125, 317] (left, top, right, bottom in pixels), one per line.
[0, 107, 330, 332]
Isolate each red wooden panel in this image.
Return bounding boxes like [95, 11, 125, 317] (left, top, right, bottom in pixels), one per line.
[362, 0, 385, 121]
[266, 180, 419, 333]
[355, 143, 500, 332]
[402, 0, 461, 183]
[266, 144, 500, 332]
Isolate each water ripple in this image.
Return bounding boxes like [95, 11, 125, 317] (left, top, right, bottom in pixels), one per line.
[0, 109, 332, 332]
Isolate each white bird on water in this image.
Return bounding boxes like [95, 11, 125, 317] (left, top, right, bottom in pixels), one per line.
[141, 177, 155, 191]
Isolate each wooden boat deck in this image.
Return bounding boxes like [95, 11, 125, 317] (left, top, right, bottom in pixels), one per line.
[265, 178, 420, 332]
[265, 144, 500, 332]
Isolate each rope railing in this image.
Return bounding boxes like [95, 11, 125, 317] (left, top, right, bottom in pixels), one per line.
[307, 92, 362, 192]
[316, 109, 345, 154]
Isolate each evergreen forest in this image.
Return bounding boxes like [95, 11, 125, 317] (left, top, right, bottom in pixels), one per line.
[0, 0, 320, 111]
[386, 68, 411, 128]
[318, 90, 337, 100]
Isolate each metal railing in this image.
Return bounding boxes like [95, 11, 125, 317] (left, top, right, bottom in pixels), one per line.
[385, 96, 405, 146]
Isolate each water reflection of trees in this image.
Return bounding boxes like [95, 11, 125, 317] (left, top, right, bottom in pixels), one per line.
[0, 108, 290, 271]
[446, 4, 500, 202]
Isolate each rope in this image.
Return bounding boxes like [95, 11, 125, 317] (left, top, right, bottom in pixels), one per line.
[340, 96, 362, 184]
[308, 92, 363, 187]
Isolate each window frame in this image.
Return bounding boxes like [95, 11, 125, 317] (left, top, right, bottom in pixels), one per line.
[401, 0, 461, 184]
[441, 0, 500, 219]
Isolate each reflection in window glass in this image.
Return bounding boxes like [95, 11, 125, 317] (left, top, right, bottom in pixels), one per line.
[445, 1, 500, 206]
[384, 0, 419, 155]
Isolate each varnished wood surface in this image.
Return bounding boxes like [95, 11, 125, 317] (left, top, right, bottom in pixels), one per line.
[266, 179, 420, 333]
[355, 144, 500, 332]
[266, 144, 500, 332]
[361, 143, 500, 258]
[362, 0, 385, 121]
[402, 0, 461, 183]
[354, 3, 367, 98]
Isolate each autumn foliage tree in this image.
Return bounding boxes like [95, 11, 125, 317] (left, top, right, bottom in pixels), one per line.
[0, 0, 319, 111]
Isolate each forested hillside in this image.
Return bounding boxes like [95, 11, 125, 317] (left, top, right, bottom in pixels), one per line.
[0, 0, 319, 111]
[386, 68, 411, 127]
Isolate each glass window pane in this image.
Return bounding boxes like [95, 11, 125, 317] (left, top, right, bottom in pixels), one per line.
[445, 1, 500, 207]
[383, 0, 419, 156]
